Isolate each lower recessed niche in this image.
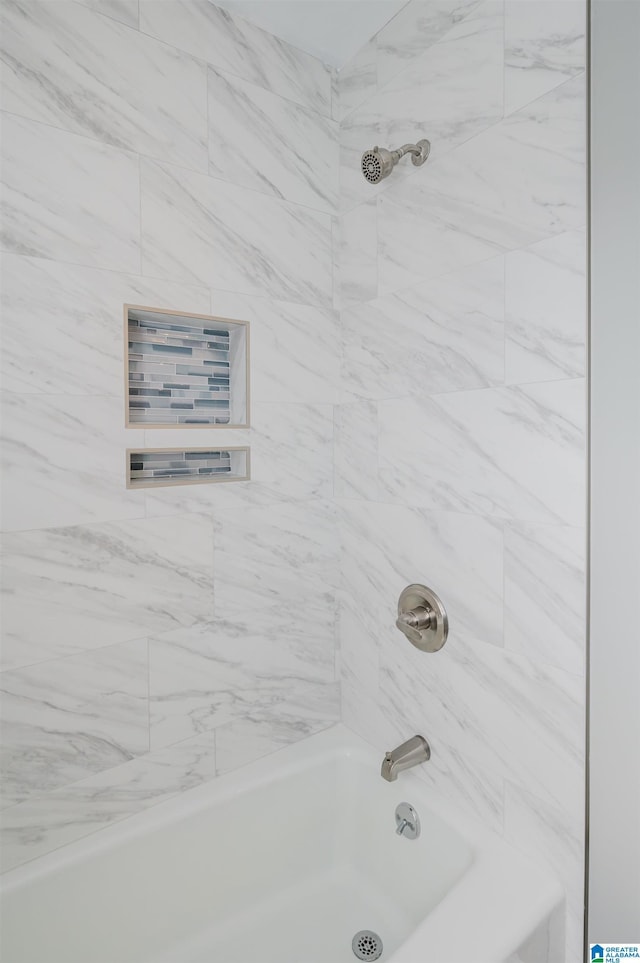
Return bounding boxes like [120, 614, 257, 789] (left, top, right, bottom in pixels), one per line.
[126, 447, 250, 490]
[125, 305, 249, 428]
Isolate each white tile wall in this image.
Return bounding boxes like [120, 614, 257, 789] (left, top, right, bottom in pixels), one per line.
[335, 4, 587, 960]
[1, 9, 588, 959]
[1, 0, 338, 869]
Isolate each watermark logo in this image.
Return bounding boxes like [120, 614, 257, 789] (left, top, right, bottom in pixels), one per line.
[591, 946, 640, 962]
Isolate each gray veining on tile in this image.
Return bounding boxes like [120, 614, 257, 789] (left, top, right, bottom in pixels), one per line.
[140, 158, 332, 306]
[379, 380, 586, 524]
[207, 67, 338, 213]
[337, 39, 376, 121]
[211, 290, 339, 405]
[139, 403, 333, 516]
[339, 200, 378, 303]
[1, 514, 214, 670]
[1, 114, 139, 271]
[379, 74, 586, 294]
[343, 255, 504, 400]
[380, 635, 584, 815]
[1, 639, 148, 807]
[341, 679, 505, 833]
[339, 3, 503, 214]
[74, 0, 139, 29]
[505, 0, 586, 115]
[213, 500, 338, 642]
[376, 0, 483, 89]
[0, 255, 210, 396]
[505, 779, 585, 962]
[0, 730, 217, 872]
[1, 0, 207, 170]
[150, 618, 337, 750]
[138, 0, 332, 116]
[215, 696, 339, 776]
[340, 500, 503, 649]
[334, 401, 379, 501]
[505, 522, 586, 676]
[0, 392, 146, 532]
[506, 229, 586, 384]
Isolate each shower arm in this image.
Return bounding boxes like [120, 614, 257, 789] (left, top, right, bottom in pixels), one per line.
[392, 143, 424, 161]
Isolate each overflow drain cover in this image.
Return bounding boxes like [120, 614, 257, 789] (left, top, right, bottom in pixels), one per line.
[352, 930, 383, 961]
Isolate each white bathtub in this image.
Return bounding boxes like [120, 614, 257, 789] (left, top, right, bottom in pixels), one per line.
[0, 725, 563, 963]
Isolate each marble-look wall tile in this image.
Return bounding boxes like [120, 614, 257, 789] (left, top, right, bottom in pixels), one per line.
[75, 0, 139, 29]
[380, 635, 584, 816]
[340, 501, 503, 649]
[334, 402, 379, 501]
[140, 159, 331, 306]
[213, 500, 338, 642]
[361, 7, 503, 167]
[1, 114, 139, 272]
[0, 729, 217, 872]
[150, 619, 337, 750]
[379, 379, 586, 526]
[338, 604, 380, 697]
[210, 290, 339, 405]
[337, 39, 376, 121]
[138, 0, 332, 116]
[336, 5, 587, 951]
[376, 0, 483, 88]
[505, 522, 586, 676]
[248, 403, 335, 501]
[1, 514, 214, 670]
[339, 2, 502, 214]
[207, 67, 338, 213]
[139, 404, 333, 516]
[339, 199, 378, 303]
[215, 693, 339, 775]
[379, 74, 585, 294]
[506, 230, 586, 384]
[331, 215, 341, 310]
[1, 639, 148, 808]
[0, 393, 145, 531]
[505, 780, 585, 962]
[341, 679, 506, 834]
[505, 0, 586, 115]
[342, 256, 504, 400]
[1, 1, 207, 170]
[0, 255, 211, 396]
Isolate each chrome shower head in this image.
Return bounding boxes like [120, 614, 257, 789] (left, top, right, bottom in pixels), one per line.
[361, 139, 431, 184]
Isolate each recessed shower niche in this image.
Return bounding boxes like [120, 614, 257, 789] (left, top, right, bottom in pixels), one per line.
[125, 305, 249, 428]
[126, 447, 250, 489]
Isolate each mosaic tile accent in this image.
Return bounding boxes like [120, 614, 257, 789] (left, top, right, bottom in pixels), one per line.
[127, 448, 249, 489]
[126, 307, 248, 426]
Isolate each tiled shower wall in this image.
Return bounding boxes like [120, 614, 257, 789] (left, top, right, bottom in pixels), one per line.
[0, 0, 340, 869]
[335, 2, 587, 960]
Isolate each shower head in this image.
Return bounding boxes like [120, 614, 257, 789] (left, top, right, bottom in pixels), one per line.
[361, 139, 431, 184]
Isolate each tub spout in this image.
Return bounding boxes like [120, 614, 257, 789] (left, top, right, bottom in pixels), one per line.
[381, 735, 431, 782]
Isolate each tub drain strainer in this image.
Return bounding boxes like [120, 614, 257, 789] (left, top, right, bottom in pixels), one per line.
[352, 930, 383, 961]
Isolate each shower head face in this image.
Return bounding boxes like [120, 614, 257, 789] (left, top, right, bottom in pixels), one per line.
[361, 147, 395, 184]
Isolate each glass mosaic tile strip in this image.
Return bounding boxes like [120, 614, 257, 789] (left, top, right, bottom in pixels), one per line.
[127, 448, 250, 489]
[126, 306, 248, 428]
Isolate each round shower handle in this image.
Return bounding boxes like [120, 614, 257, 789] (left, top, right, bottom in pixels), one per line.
[396, 584, 448, 652]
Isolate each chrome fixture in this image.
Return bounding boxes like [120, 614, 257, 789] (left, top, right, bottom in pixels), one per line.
[352, 931, 383, 961]
[396, 583, 448, 653]
[395, 802, 421, 840]
[361, 139, 431, 184]
[381, 734, 431, 782]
